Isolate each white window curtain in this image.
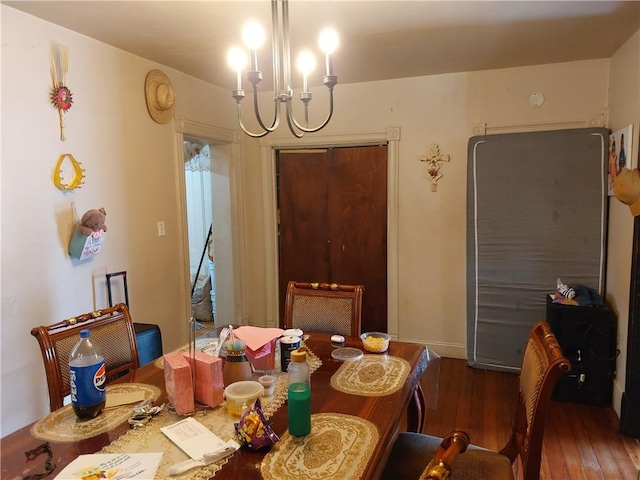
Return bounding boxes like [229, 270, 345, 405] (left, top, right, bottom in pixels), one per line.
[184, 141, 211, 172]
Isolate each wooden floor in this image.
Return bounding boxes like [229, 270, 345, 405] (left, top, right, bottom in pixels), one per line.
[419, 357, 640, 480]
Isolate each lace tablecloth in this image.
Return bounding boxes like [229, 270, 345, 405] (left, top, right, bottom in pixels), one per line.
[100, 403, 237, 480]
[96, 346, 322, 480]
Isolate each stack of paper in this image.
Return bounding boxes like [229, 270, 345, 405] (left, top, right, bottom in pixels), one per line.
[55, 453, 162, 480]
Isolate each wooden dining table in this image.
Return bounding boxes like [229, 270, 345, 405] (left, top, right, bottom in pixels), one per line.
[1, 332, 432, 480]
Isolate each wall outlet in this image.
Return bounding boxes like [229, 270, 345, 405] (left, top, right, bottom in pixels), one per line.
[157, 221, 166, 236]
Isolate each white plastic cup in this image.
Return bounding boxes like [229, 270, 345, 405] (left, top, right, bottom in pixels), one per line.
[258, 375, 275, 396]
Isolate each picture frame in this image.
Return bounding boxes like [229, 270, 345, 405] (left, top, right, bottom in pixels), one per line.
[608, 124, 634, 196]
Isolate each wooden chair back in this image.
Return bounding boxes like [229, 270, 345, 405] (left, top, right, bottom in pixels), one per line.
[499, 321, 572, 480]
[31, 303, 139, 412]
[284, 281, 364, 337]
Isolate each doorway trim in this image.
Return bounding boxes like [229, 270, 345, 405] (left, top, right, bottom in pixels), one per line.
[173, 117, 248, 326]
[621, 215, 640, 438]
[259, 127, 401, 337]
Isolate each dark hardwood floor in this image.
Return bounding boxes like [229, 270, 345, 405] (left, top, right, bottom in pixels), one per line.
[419, 357, 640, 479]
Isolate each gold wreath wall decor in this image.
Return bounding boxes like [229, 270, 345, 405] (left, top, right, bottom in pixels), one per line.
[420, 143, 450, 192]
[53, 153, 85, 190]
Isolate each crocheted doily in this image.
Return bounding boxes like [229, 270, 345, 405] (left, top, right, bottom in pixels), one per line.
[261, 413, 379, 480]
[31, 383, 160, 442]
[330, 354, 410, 396]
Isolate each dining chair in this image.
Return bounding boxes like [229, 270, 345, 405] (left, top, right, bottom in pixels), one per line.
[420, 430, 470, 480]
[381, 321, 571, 480]
[31, 303, 140, 412]
[284, 281, 364, 337]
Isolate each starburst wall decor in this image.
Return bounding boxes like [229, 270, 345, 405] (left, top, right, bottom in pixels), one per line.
[50, 44, 73, 141]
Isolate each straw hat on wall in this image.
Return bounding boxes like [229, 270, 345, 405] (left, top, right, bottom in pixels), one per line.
[145, 70, 175, 124]
[613, 167, 640, 216]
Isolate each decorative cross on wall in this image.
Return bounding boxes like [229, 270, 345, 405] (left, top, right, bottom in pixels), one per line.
[420, 143, 450, 192]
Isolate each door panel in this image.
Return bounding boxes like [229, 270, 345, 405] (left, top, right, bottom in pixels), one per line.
[278, 146, 388, 333]
[328, 146, 387, 332]
[278, 151, 331, 319]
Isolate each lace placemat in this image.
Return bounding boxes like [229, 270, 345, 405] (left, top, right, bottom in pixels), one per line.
[31, 383, 161, 442]
[330, 354, 410, 396]
[100, 404, 235, 480]
[98, 346, 323, 480]
[261, 413, 379, 480]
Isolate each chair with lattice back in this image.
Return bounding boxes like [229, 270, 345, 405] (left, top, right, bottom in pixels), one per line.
[284, 281, 364, 337]
[31, 303, 139, 412]
[381, 321, 571, 480]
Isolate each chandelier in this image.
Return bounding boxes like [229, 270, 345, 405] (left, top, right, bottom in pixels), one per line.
[227, 0, 338, 138]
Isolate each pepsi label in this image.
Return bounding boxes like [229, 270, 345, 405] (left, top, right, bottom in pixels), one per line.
[70, 360, 106, 406]
[93, 363, 106, 390]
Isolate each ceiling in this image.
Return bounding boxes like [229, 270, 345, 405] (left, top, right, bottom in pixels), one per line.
[4, 1, 640, 91]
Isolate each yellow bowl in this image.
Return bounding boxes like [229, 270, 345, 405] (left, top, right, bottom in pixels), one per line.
[224, 381, 263, 416]
[360, 332, 391, 353]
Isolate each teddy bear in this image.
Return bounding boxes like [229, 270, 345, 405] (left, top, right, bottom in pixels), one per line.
[78, 208, 107, 236]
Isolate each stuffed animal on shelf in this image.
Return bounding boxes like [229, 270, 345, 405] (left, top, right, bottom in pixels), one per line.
[78, 208, 107, 236]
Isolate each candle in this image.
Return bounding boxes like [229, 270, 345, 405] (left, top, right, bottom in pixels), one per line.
[227, 47, 247, 90]
[325, 53, 333, 76]
[250, 49, 258, 72]
[319, 29, 338, 76]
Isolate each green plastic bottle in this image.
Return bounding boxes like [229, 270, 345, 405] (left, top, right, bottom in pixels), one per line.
[287, 349, 311, 436]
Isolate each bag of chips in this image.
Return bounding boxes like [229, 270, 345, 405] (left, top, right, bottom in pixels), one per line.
[234, 398, 280, 450]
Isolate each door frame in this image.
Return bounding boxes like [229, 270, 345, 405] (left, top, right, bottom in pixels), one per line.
[259, 127, 401, 337]
[621, 215, 640, 438]
[173, 117, 248, 327]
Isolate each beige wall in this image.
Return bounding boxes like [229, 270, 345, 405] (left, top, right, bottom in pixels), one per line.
[606, 30, 640, 417]
[0, 6, 237, 435]
[243, 60, 610, 356]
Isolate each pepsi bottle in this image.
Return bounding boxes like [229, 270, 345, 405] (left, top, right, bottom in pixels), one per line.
[69, 329, 106, 419]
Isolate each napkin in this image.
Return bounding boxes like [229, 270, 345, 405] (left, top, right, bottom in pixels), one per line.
[233, 327, 285, 370]
[105, 390, 147, 409]
[233, 326, 284, 359]
[163, 352, 195, 415]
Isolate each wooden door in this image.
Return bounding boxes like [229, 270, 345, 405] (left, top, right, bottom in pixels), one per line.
[278, 145, 388, 333]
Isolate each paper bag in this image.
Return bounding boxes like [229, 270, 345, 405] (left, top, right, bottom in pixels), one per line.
[69, 230, 105, 260]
